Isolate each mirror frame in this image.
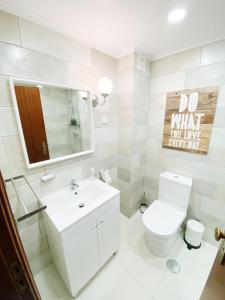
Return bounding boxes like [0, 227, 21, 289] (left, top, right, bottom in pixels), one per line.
[9, 78, 95, 169]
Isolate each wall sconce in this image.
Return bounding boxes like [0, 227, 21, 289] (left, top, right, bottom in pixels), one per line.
[79, 90, 88, 101]
[92, 77, 113, 107]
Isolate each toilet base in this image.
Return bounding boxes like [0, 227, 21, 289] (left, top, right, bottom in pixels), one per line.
[145, 230, 178, 257]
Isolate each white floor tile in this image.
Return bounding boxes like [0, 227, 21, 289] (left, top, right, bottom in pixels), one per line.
[116, 212, 168, 295]
[153, 235, 218, 300]
[34, 212, 218, 300]
[77, 258, 151, 300]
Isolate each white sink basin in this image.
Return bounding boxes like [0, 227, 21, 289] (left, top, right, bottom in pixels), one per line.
[41, 177, 119, 232]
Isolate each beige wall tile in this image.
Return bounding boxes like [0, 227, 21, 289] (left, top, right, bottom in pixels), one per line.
[185, 62, 225, 88]
[151, 47, 201, 77]
[91, 49, 117, 75]
[150, 71, 185, 93]
[0, 11, 20, 45]
[201, 39, 225, 66]
[20, 18, 91, 66]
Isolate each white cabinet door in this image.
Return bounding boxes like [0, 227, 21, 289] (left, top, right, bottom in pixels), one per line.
[62, 211, 99, 296]
[96, 195, 120, 267]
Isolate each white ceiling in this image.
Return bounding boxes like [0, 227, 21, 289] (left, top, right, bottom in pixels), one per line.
[1, 0, 225, 59]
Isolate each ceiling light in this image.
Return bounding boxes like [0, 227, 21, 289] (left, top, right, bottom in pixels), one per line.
[168, 9, 186, 23]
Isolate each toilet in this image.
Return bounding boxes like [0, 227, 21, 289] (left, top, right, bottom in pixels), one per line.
[143, 172, 192, 257]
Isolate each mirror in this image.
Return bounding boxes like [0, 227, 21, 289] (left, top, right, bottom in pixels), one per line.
[10, 79, 94, 169]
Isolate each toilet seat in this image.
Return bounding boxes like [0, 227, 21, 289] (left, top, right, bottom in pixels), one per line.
[143, 200, 186, 238]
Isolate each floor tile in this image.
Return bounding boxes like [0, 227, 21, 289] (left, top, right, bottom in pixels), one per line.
[77, 258, 152, 300]
[153, 235, 218, 300]
[34, 212, 218, 300]
[116, 212, 168, 295]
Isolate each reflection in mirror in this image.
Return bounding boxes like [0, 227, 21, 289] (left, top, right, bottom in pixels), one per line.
[11, 80, 93, 167]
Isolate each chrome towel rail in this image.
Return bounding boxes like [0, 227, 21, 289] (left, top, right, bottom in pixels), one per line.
[5, 175, 47, 222]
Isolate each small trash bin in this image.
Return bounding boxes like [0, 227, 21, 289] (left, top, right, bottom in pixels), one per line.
[184, 219, 205, 250]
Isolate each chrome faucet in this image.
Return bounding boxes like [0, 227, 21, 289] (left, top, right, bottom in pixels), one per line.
[70, 179, 79, 194]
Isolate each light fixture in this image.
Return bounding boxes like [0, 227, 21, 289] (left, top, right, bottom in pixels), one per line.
[168, 9, 186, 23]
[92, 77, 113, 107]
[79, 90, 88, 101]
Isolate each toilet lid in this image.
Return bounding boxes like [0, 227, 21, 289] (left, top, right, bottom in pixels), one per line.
[143, 200, 186, 238]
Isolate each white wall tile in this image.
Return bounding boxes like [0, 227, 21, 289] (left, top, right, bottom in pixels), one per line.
[0, 11, 20, 45]
[201, 39, 225, 66]
[0, 107, 17, 136]
[95, 127, 117, 144]
[150, 71, 185, 94]
[151, 47, 201, 77]
[0, 75, 13, 106]
[0, 137, 7, 163]
[0, 42, 69, 84]
[91, 49, 117, 75]
[3, 135, 23, 162]
[217, 85, 225, 107]
[200, 196, 225, 221]
[20, 19, 91, 66]
[210, 128, 225, 148]
[185, 62, 225, 88]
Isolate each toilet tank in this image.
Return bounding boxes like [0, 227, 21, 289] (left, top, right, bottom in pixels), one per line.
[159, 172, 192, 213]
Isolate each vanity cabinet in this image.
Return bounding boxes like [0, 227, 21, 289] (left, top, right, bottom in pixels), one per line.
[44, 194, 120, 297]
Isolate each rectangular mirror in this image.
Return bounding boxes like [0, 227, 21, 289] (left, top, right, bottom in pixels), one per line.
[10, 78, 94, 169]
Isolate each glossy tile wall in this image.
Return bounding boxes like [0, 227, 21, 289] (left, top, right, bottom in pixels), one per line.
[117, 53, 150, 217]
[145, 40, 225, 244]
[0, 10, 118, 274]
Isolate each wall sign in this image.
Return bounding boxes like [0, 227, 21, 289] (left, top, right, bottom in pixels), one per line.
[162, 86, 219, 154]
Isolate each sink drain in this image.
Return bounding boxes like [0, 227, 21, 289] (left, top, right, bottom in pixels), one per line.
[78, 203, 85, 208]
[167, 259, 181, 274]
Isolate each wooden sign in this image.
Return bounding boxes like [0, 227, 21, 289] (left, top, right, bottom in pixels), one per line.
[162, 86, 219, 154]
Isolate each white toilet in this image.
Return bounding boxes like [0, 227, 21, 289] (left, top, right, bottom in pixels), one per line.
[143, 172, 192, 257]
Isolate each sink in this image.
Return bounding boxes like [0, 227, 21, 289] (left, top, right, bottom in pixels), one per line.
[41, 177, 119, 232]
[41, 177, 120, 297]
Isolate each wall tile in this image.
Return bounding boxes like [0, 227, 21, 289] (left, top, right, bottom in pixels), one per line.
[200, 196, 225, 221]
[3, 135, 23, 162]
[0, 75, 13, 106]
[0, 107, 17, 136]
[214, 107, 225, 128]
[95, 127, 117, 144]
[117, 111, 132, 126]
[151, 47, 201, 77]
[150, 71, 185, 94]
[0, 42, 69, 84]
[211, 147, 225, 167]
[201, 39, 225, 66]
[147, 110, 165, 126]
[117, 53, 134, 74]
[0, 137, 7, 163]
[91, 49, 117, 75]
[0, 11, 20, 45]
[210, 128, 225, 148]
[185, 62, 225, 88]
[174, 158, 225, 185]
[217, 85, 225, 107]
[20, 19, 91, 66]
[94, 110, 116, 128]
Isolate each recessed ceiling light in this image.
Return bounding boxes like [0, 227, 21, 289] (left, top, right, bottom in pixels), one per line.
[168, 9, 186, 23]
